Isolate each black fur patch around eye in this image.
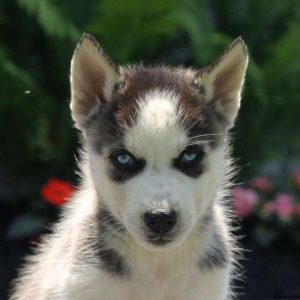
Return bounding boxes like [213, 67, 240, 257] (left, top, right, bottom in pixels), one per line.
[172, 145, 205, 178]
[108, 157, 146, 183]
[110, 160, 146, 183]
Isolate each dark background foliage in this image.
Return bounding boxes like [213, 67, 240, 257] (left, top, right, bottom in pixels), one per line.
[1, 0, 300, 299]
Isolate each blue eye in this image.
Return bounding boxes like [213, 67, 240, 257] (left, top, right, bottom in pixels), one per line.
[174, 145, 204, 174]
[181, 152, 198, 163]
[111, 150, 137, 169]
[116, 154, 133, 165]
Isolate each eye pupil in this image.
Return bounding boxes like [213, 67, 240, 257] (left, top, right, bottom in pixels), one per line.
[117, 154, 132, 165]
[182, 152, 198, 163]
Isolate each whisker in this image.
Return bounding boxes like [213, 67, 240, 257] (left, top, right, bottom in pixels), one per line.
[189, 133, 222, 140]
[100, 225, 126, 241]
[187, 139, 216, 145]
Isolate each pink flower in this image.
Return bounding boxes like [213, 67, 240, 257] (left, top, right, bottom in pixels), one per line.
[275, 193, 294, 220]
[264, 193, 294, 221]
[292, 169, 300, 189]
[232, 187, 258, 217]
[249, 176, 273, 193]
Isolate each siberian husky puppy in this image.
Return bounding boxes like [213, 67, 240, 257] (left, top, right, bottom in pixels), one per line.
[10, 33, 248, 300]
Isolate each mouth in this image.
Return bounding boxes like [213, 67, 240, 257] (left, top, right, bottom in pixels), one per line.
[146, 235, 174, 246]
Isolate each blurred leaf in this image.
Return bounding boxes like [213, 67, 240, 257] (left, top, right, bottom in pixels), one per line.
[246, 60, 268, 106]
[18, 0, 80, 41]
[265, 20, 300, 83]
[89, 0, 180, 62]
[0, 48, 58, 164]
[175, 0, 219, 65]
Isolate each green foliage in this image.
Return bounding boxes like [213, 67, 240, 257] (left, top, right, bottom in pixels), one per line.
[0, 0, 79, 175]
[0, 48, 50, 162]
[233, 1, 300, 171]
[88, 0, 229, 65]
[89, 0, 181, 62]
[17, 0, 80, 41]
[1, 0, 300, 178]
[0, 47, 74, 171]
[174, 0, 228, 65]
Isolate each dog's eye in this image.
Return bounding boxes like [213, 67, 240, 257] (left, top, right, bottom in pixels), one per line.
[181, 152, 198, 163]
[179, 150, 200, 166]
[177, 145, 204, 167]
[110, 150, 137, 169]
[173, 145, 204, 177]
[116, 154, 133, 165]
[109, 149, 146, 181]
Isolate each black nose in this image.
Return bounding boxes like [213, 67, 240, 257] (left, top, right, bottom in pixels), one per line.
[144, 209, 177, 234]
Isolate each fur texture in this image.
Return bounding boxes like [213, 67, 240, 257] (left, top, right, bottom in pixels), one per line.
[10, 33, 248, 300]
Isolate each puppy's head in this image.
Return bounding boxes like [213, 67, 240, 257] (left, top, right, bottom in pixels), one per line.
[70, 34, 248, 250]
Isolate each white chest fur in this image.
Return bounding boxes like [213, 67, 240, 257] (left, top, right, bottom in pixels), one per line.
[64, 260, 231, 300]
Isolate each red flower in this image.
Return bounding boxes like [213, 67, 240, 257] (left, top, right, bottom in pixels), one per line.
[41, 178, 74, 206]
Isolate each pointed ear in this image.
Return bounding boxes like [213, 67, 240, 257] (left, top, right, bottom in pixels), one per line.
[70, 33, 119, 129]
[200, 37, 248, 127]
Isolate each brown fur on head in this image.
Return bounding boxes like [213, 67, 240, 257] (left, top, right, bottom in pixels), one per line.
[70, 34, 248, 133]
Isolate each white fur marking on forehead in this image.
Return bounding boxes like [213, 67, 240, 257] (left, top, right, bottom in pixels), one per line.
[139, 89, 179, 128]
[124, 89, 188, 162]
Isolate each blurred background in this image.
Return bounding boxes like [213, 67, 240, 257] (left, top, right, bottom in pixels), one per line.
[1, 0, 300, 299]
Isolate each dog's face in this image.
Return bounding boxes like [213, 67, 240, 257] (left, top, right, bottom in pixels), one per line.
[70, 34, 248, 250]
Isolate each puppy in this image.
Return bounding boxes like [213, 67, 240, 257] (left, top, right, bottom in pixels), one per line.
[10, 33, 248, 300]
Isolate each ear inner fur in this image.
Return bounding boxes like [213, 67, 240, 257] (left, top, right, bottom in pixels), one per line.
[199, 37, 248, 126]
[70, 33, 119, 130]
